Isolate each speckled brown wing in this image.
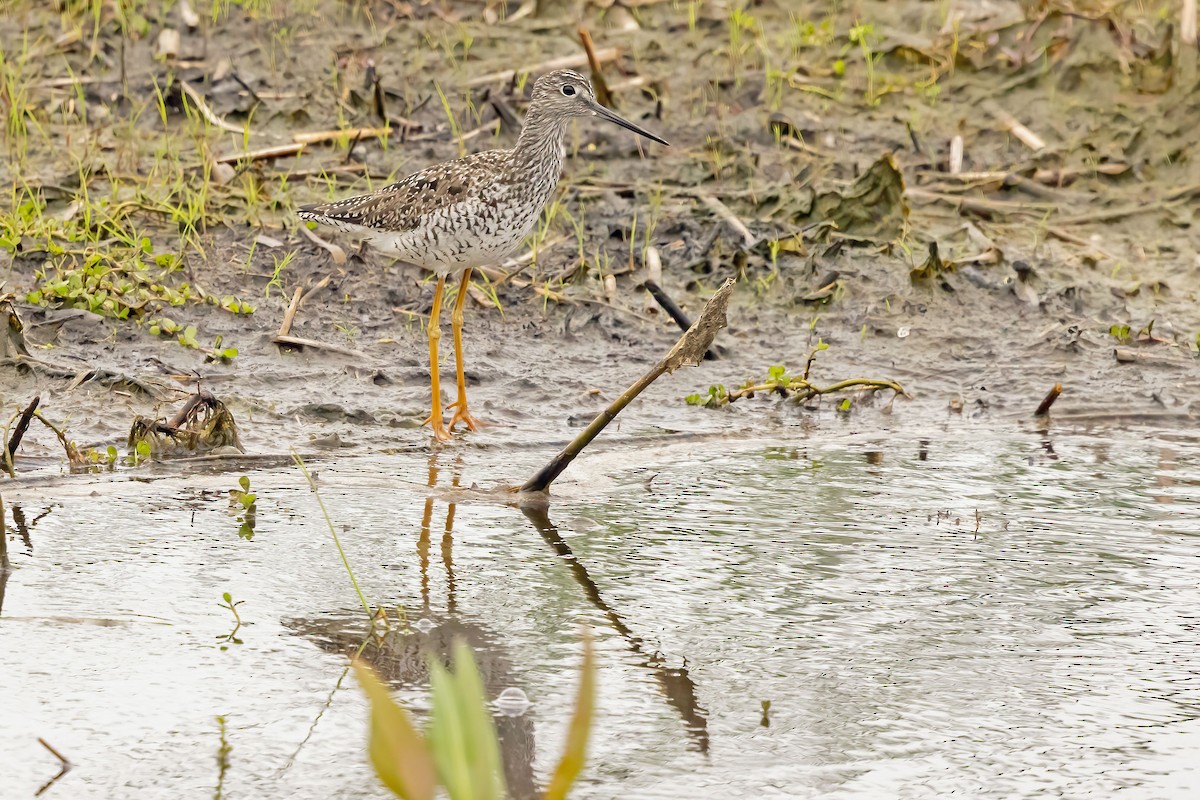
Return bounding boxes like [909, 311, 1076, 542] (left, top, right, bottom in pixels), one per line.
[298, 149, 512, 233]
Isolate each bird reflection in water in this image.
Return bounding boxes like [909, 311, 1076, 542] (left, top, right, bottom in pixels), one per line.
[289, 451, 711, 794]
[289, 452, 537, 798]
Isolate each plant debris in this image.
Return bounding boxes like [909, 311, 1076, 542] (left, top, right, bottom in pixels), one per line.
[129, 391, 244, 457]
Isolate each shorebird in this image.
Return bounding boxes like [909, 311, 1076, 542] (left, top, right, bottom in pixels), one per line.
[298, 69, 668, 442]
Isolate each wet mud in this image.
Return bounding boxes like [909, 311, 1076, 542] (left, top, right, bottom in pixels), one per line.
[0, 0, 1196, 475]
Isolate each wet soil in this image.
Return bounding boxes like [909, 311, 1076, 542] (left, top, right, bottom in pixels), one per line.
[1, 1, 1198, 466]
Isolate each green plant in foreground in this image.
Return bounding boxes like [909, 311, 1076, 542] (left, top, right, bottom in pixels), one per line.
[354, 636, 595, 800]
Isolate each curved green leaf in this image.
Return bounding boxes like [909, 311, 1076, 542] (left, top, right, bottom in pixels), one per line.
[353, 660, 436, 800]
[544, 634, 597, 800]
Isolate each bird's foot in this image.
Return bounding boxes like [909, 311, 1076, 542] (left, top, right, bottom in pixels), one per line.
[422, 412, 454, 443]
[446, 397, 483, 432]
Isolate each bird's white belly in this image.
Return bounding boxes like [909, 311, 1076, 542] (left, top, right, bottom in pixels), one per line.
[363, 198, 541, 274]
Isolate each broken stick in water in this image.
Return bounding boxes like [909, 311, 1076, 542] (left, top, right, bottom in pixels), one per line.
[1034, 383, 1063, 416]
[4, 396, 40, 476]
[518, 277, 735, 500]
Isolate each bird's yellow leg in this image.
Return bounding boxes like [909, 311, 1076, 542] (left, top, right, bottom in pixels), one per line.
[447, 267, 483, 432]
[426, 276, 452, 442]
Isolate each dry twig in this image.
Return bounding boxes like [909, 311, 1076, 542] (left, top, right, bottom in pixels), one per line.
[214, 143, 305, 164]
[180, 80, 245, 135]
[298, 224, 348, 265]
[467, 48, 620, 87]
[698, 193, 756, 248]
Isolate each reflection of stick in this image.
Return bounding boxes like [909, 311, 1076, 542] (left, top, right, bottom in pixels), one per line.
[521, 506, 710, 753]
[520, 278, 734, 496]
[642, 280, 691, 332]
[1034, 383, 1062, 416]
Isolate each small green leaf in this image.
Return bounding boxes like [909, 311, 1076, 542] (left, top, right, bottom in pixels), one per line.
[239, 476, 250, 492]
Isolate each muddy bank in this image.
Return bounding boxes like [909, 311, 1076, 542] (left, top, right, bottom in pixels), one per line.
[1, 0, 1197, 472]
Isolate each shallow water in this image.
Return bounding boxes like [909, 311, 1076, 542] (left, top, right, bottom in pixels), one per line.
[3, 421, 1199, 799]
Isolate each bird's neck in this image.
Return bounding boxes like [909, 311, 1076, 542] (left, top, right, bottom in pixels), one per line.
[512, 109, 567, 173]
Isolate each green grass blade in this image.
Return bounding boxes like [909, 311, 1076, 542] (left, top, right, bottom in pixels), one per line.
[352, 660, 436, 800]
[428, 656, 472, 800]
[544, 634, 597, 800]
[451, 641, 506, 800]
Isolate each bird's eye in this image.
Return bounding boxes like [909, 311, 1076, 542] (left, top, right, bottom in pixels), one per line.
[561, 84, 576, 96]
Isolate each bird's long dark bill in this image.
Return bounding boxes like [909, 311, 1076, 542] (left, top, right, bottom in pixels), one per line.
[591, 102, 669, 146]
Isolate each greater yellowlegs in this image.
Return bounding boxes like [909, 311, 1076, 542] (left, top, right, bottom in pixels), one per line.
[298, 69, 668, 442]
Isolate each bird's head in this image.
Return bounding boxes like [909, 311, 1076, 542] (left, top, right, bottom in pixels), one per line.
[529, 69, 668, 146]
